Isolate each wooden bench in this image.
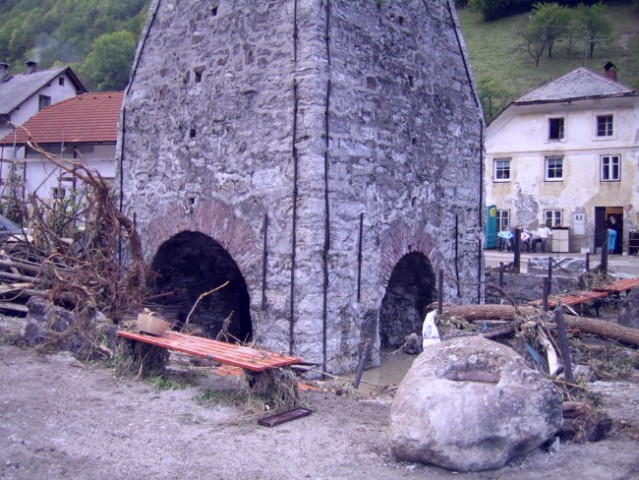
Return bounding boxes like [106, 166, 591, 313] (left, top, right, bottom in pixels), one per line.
[117, 330, 302, 372]
[528, 291, 609, 310]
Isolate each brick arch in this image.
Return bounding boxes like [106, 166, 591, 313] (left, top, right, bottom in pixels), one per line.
[146, 198, 261, 287]
[379, 250, 438, 348]
[379, 224, 441, 287]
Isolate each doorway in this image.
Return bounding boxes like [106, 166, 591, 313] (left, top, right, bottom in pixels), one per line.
[379, 252, 436, 350]
[594, 206, 623, 254]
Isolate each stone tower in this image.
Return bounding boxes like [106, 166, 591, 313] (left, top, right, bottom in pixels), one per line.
[118, 0, 484, 373]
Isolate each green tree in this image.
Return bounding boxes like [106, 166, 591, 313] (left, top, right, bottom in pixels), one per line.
[529, 2, 571, 58]
[519, 23, 547, 66]
[478, 77, 515, 124]
[0, 0, 147, 77]
[79, 30, 137, 91]
[574, 2, 612, 59]
[468, 0, 534, 21]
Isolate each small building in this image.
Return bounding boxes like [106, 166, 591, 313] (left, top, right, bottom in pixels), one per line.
[0, 62, 86, 143]
[485, 65, 639, 254]
[0, 92, 123, 220]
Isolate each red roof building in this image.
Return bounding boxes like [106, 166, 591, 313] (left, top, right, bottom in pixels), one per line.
[0, 92, 123, 213]
[0, 91, 123, 146]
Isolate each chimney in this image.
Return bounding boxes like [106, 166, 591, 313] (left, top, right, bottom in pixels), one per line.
[604, 61, 617, 82]
[0, 62, 9, 82]
[25, 61, 37, 74]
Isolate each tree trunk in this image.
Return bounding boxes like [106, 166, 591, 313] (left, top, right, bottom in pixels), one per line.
[440, 304, 639, 346]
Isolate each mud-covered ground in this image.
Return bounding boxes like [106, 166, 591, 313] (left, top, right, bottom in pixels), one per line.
[1, 339, 638, 480]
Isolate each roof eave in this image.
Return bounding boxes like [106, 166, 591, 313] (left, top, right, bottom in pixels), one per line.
[62, 67, 87, 94]
[513, 91, 639, 106]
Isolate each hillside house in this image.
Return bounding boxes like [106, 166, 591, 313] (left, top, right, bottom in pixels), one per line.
[0, 92, 123, 220]
[0, 62, 86, 144]
[485, 65, 639, 254]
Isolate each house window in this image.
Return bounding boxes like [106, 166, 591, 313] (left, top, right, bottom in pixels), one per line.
[58, 77, 65, 86]
[38, 95, 51, 110]
[51, 187, 66, 200]
[494, 158, 511, 181]
[601, 154, 621, 181]
[544, 210, 563, 227]
[545, 156, 563, 181]
[548, 117, 564, 140]
[497, 209, 510, 231]
[596, 114, 613, 137]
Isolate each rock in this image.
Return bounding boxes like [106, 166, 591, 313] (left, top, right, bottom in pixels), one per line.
[402, 333, 422, 355]
[21, 297, 117, 359]
[573, 364, 595, 383]
[618, 287, 639, 329]
[388, 336, 564, 472]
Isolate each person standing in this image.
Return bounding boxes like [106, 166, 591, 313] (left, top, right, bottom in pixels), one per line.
[606, 216, 618, 254]
[537, 224, 552, 253]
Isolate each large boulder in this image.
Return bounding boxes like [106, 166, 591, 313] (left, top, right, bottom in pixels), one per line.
[618, 287, 639, 329]
[388, 336, 563, 472]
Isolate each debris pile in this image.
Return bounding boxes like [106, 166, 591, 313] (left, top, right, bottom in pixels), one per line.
[0, 137, 151, 357]
[434, 298, 639, 442]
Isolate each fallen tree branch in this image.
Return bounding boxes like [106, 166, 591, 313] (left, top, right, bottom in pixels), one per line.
[182, 281, 230, 329]
[439, 304, 639, 346]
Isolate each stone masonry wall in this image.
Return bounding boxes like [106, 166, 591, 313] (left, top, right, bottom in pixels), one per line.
[118, 0, 484, 373]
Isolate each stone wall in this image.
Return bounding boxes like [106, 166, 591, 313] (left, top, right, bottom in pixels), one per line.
[118, 0, 484, 373]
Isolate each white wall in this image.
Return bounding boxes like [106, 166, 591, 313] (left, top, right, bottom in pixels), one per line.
[485, 98, 639, 252]
[9, 71, 80, 127]
[0, 144, 116, 209]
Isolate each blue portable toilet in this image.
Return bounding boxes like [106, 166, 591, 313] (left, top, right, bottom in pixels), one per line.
[484, 205, 498, 249]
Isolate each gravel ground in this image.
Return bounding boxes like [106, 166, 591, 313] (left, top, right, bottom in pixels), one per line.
[1, 342, 639, 480]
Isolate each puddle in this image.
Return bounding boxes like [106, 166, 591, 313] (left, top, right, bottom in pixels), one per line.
[348, 350, 416, 394]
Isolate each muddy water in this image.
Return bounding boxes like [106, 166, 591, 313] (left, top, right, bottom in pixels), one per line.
[348, 350, 416, 394]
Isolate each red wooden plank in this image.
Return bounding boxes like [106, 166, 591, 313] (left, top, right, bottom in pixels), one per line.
[593, 278, 639, 293]
[528, 291, 608, 308]
[117, 330, 302, 372]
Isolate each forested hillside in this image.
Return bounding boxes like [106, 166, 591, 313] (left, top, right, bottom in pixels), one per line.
[0, 0, 637, 122]
[0, 0, 148, 91]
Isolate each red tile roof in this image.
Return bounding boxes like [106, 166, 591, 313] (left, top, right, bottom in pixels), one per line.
[0, 91, 123, 145]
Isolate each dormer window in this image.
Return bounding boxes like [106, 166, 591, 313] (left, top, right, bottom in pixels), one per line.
[548, 117, 564, 140]
[38, 95, 51, 110]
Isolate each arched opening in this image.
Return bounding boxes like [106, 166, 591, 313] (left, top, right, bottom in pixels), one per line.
[379, 252, 437, 349]
[149, 231, 252, 342]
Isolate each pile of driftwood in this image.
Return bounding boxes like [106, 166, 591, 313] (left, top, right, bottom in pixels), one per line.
[0, 135, 150, 325]
[439, 303, 639, 348]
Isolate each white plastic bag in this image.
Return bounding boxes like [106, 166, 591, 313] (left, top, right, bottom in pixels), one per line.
[422, 310, 440, 349]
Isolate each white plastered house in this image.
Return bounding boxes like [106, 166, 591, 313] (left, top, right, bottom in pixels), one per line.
[485, 64, 639, 254]
[0, 92, 123, 221]
[0, 62, 86, 143]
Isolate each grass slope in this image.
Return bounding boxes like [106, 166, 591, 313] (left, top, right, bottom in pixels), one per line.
[457, 2, 639, 121]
